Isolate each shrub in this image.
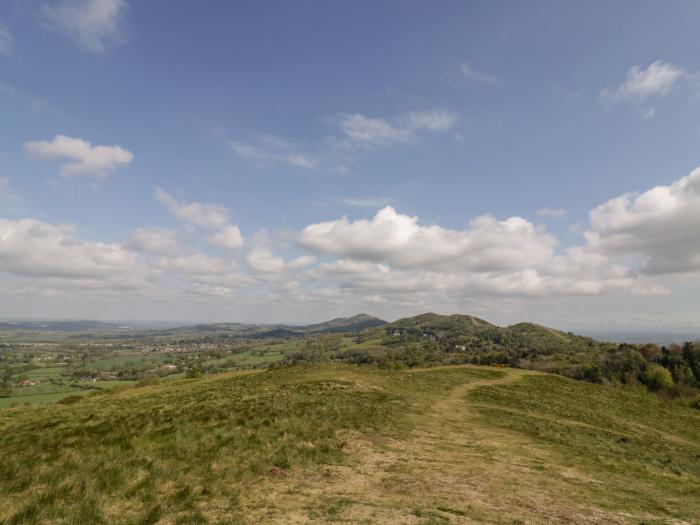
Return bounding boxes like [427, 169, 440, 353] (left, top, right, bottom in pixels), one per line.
[642, 364, 674, 392]
[57, 394, 84, 405]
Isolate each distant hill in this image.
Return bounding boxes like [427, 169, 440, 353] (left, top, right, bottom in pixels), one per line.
[386, 312, 496, 336]
[0, 314, 387, 339]
[376, 313, 592, 350]
[300, 313, 386, 333]
[0, 320, 125, 332]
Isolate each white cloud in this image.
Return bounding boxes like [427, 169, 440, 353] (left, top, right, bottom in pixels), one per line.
[299, 206, 556, 272]
[41, 0, 128, 53]
[288, 255, 317, 269]
[342, 196, 393, 208]
[0, 23, 13, 56]
[585, 166, 700, 274]
[340, 114, 412, 145]
[7, 167, 700, 317]
[339, 110, 458, 146]
[246, 247, 316, 273]
[295, 204, 668, 302]
[155, 188, 245, 253]
[286, 154, 317, 168]
[25, 134, 133, 180]
[536, 207, 567, 219]
[230, 142, 260, 159]
[155, 187, 230, 229]
[0, 218, 140, 282]
[205, 224, 243, 250]
[601, 61, 685, 104]
[231, 135, 316, 169]
[246, 248, 286, 273]
[126, 228, 179, 255]
[458, 63, 498, 83]
[152, 253, 233, 276]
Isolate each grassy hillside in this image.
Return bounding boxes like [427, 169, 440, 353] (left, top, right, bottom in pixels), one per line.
[1, 364, 699, 524]
[300, 313, 387, 333]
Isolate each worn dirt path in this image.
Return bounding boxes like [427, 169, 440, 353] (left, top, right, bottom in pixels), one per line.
[250, 366, 672, 524]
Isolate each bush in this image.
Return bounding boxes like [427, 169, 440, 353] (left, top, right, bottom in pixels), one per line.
[642, 364, 674, 392]
[690, 395, 700, 410]
[57, 394, 84, 405]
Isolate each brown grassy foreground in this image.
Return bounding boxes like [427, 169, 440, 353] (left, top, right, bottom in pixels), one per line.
[0, 364, 698, 524]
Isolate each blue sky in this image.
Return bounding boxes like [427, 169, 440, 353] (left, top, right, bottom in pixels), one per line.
[2, 0, 700, 329]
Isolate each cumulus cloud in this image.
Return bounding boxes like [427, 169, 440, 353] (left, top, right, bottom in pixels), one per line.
[25, 134, 133, 180]
[299, 206, 556, 272]
[601, 61, 685, 106]
[585, 166, 700, 274]
[155, 187, 230, 229]
[0, 218, 140, 282]
[246, 248, 285, 273]
[41, 0, 128, 53]
[0, 23, 13, 56]
[291, 203, 675, 303]
[126, 227, 179, 255]
[246, 247, 315, 273]
[205, 224, 243, 250]
[339, 110, 457, 146]
[155, 187, 245, 251]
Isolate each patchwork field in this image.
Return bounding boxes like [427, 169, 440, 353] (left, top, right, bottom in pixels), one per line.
[0, 364, 698, 524]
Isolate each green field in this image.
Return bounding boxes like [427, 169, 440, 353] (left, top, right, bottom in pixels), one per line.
[0, 364, 698, 524]
[0, 380, 136, 408]
[84, 353, 174, 371]
[22, 366, 68, 379]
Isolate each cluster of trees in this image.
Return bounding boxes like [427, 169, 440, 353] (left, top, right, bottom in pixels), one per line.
[563, 343, 700, 394]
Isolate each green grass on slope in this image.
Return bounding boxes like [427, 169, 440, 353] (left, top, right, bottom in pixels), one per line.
[469, 374, 700, 522]
[0, 366, 397, 525]
[2, 364, 699, 524]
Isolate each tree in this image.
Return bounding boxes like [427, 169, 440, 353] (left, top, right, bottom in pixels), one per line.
[186, 362, 202, 378]
[642, 364, 674, 392]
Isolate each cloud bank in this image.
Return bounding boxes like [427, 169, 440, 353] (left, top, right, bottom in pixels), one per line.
[2, 167, 699, 315]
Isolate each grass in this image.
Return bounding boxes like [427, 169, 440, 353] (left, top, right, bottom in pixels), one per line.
[0, 380, 136, 408]
[22, 367, 67, 380]
[469, 374, 700, 522]
[0, 365, 395, 524]
[84, 353, 173, 371]
[0, 390, 92, 409]
[0, 364, 698, 523]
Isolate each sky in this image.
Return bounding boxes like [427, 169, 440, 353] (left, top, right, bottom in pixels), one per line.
[2, 0, 700, 329]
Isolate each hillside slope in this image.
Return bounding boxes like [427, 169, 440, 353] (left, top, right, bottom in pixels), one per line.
[300, 313, 387, 333]
[1, 364, 699, 524]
